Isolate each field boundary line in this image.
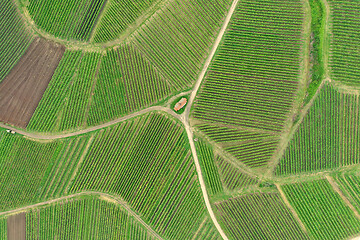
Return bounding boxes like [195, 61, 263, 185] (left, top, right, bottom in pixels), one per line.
[275, 184, 308, 234]
[0, 191, 164, 240]
[325, 176, 360, 221]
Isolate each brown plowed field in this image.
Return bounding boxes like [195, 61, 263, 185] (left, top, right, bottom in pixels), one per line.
[7, 212, 26, 240]
[0, 37, 65, 128]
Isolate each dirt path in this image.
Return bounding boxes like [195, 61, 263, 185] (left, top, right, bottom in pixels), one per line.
[182, 1, 240, 239]
[0, 106, 180, 140]
[0, 191, 164, 240]
[275, 184, 308, 234]
[325, 176, 360, 221]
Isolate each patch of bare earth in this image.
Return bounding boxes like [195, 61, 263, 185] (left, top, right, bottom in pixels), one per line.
[7, 212, 26, 240]
[0, 37, 65, 128]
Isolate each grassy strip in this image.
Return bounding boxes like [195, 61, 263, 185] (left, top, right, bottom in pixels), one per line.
[305, 0, 326, 102]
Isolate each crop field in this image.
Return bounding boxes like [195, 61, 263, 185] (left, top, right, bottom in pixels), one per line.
[0, 37, 65, 128]
[195, 138, 223, 195]
[281, 179, 360, 240]
[192, 217, 221, 240]
[191, 0, 305, 168]
[214, 192, 308, 239]
[275, 83, 360, 175]
[215, 155, 258, 191]
[0, 132, 60, 211]
[131, 0, 232, 90]
[0, 130, 92, 211]
[92, 0, 158, 43]
[334, 173, 360, 214]
[28, 44, 171, 132]
[27, 0, 107, 41]
[2, 0, 360, 239]
[26, 196, 128, 239]
[127, 216, 158, 240]
[0, 217, 6, 239]
[0, 1, 33, 83]
[328, 0, 360, 86]
[69, 112, 206, 239]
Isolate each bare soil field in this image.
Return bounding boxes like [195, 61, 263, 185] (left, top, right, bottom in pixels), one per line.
[7, 212, 26, 240]
[0, 37, 65, 128]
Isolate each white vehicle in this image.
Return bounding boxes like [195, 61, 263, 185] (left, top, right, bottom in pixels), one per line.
[6, 129, 15, 134]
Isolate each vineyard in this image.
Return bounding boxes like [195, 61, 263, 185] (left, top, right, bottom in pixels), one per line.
[69, 112, 206, 239]
[27, 0, 107, 41]
[328, 0, 360, 86]
[191, 0, 306, 168]
[27, 45, 171, 132]
[333, 173, 360, 215]
[275, 83, 360, 175]
[281, 179, 360, 240]
[131, 0, 232, 90]
[26, 196, 129, 239]
[0, 128, 91, 210]
[0, 1, 33, 83]
[195, 138, 223, 195]
[214, 192, 308, 239]
[92, 0, 159, 43]
[1, 0, 360, 239]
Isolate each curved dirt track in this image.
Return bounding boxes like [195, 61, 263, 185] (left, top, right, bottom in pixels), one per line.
[0, 106, 179, 140]
[0, 191, 164, 240]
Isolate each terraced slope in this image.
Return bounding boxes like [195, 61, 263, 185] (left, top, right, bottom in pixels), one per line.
[275, 83, 360, 176]
[191, 0, 306, 168]
[328, 0, 360, 86]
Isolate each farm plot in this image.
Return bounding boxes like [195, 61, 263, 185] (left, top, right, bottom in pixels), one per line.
[7, 213, 26, 240]
[0, 217, 6, 239]
[131, 0, 232, 90]
[26, 196, 129, 239]
[191, 0, 306, 168]
[195, 138, 223, 195]
[281, 179, 360, 240]
[0, 130, 91, 211]
[192, 217, 221, 240]
[275, 83, 360, 176]
[328, 0, 360, 86]
[28, 44, 171, 132]
[214, 192, 309, 239]
[215, 155, 258, 191]
[127, 216, 158, 240]
[92, 0, 159, 43]
[0, 1, 33, 83]
[69, 112, 207, 239]
[334, 173, 360, 215]
[27, 0, 106, 41]
[0, 38, 65, 128]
